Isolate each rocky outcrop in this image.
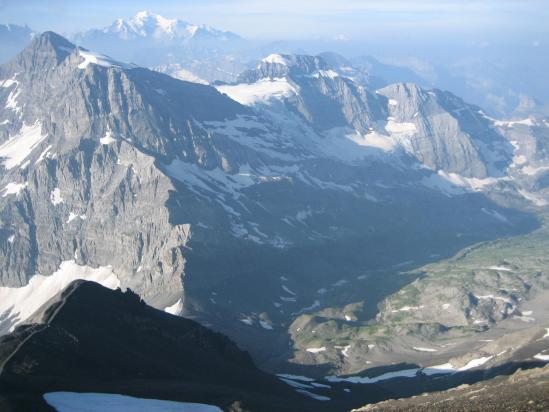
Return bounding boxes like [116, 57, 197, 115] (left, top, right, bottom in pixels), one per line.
[0, 281, 312, 412]
[377, 83, 512, 177]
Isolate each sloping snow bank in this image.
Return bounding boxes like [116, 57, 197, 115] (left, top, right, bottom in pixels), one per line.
[77, 50, 136, 70]
[216, 78, 297, 106]
[0, 122, 47, 169]
[44, 392, 222, 412]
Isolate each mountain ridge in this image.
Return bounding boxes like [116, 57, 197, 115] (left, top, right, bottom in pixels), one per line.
[0, 280, 317, 412]
[0, 31, 544, 379]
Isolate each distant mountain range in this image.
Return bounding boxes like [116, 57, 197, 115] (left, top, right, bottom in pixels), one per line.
[78, 10, 241, 43]
[71, 11, 249, 82]
[1, 12, 547, 118]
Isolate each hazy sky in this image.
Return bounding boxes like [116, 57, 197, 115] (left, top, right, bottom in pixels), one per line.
[1, 0, 547, 43]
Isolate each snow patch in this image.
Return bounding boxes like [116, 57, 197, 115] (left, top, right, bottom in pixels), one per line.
[50, 188, 63, 205]
[521, 165, 549, 176]
[422, 363, 456, 375]
[0, 77, 18, 88]
[164, 298, 182, 315]
[514, 315, 535, 323]
[216, 78, 298, 106]
[164, 159, 257, 199]
[67, 213, 87, 223]
[385, 119, 417, 135]
[487, 265, 512, 272]
[311, 70, 339, 79]
[326, 355, 493, 385]
[306, 347, 326, 354]
[534, 352, 549, 361]
[78, 49, 136, 70]
[259, 320, 273, 330]
[391, 305, 424, 313]
[349, 130, 397, 152]
[0, 122, 47, 169]
[413, 347, 438, 352]
[100, 129, 116, 145]
[262, 54, 288, 65]
[279, 378, 315, 389]
[5, 86, 21, 113]
[158, 66, 208, 84]
[2, 182, 27, 197]
[282, 285, 296, 296]
[36, 144, 54, 164]
[494, 118, 537, 127]
[437, 170, 500, 192]
[44, 392, 222, 412]
[326, 368, 420, 384]
[458, 356, 493, 371]
[276, 374, 315, 382]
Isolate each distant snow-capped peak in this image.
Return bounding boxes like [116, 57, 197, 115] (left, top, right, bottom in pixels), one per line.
[102, 10, 237, 41]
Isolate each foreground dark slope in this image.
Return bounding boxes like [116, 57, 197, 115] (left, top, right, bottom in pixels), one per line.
[0, 281, 315, 412]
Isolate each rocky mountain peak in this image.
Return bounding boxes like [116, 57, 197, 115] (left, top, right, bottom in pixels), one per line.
[239, 53, 336, 83]
[12, 31, 76, 71]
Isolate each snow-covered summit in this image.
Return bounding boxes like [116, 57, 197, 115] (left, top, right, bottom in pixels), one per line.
[261, 54, 289, 66]
[99, 10, 240, 42]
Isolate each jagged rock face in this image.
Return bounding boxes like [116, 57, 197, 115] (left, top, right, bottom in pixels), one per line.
[0, 32, 249, 300]
[239, 55, 335, 82]
[236, 54, 387, 132]
[0, 138, 190, 295]
[317, 52, 380, 89]
[231, 55, 513, 179]
[377, 83, 513, 178]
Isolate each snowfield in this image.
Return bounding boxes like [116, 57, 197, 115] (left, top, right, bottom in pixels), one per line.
[0, 122, 47, 169]
[2, 182, 28, 197]
[78, 50, 136, 70]
[216, 78, 298, 105]
[43, 392, 222, 412]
